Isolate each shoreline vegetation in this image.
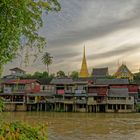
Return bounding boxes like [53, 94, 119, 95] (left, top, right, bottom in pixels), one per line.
[0, 98, 48, 140]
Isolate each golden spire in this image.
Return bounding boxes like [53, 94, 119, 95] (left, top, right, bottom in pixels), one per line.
[79, 46, 89, 78]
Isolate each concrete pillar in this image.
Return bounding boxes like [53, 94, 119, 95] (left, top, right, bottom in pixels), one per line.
[116, 104, 118, 110]
[86, 105, 88, 112]
[89, 105, 92, 112]
[54, 103, 56, 111]
[105, 104, 108, 112]
[72, 104, 74, 112]
[45, 103, 47, 111]
[37, 103, 39, 111]
[59, 103, 60, 111]
[63, 103, 65, 111]
[75, 104, 77, 112]
[125, 105, 127, 110]
[29, 105, 32, 111]
[96, 105, 99, 112]
[40, 103, 42, 111]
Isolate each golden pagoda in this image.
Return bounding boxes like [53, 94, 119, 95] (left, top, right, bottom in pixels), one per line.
[79, 46, 89, 78]
[114, 64, 134, 80]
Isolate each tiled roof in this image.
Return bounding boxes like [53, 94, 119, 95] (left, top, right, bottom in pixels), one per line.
[50, 78, 73, 84]
[95, 79, 129, 85]
[108, 88, 129, 97]
[92, 67, 108, 77]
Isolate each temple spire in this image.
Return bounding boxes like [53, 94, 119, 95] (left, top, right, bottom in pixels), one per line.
[79, 46, 89, 78]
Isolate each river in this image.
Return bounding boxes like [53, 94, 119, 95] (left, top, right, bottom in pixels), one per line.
[1, 112, 140, 140]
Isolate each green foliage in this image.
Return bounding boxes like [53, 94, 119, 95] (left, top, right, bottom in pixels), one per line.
[70, 71, 79, 79]
[0, 0, 60, 70]
[106, 75, 116, 79]
[134, 72, 140, 80]
[42, 71, 49, 78]
[137, 103, 140, 112]
[0, 121, 48, 140]
[42, 52, 53, 75]
[24, 71, 55, 80]
[0, 97, 5, 112]
[33, 72, 44, 79]
[57, 70, 66, 78]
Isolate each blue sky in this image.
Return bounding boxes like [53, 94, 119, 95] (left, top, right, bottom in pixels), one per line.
[4, 0, 140, 75]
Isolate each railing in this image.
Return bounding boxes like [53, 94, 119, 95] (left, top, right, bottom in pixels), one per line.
[4, 99, 25, 104]
[107, 99, 134, 104]
[75, 99, 87, 104]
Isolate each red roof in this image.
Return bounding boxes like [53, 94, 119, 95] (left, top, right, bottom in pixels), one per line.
[4, 79, 38, 84]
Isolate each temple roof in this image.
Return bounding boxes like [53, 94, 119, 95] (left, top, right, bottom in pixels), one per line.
[114, 64, 133, 77]
[92, 67, 108, 78]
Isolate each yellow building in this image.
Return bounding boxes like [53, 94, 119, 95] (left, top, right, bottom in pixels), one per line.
[79, 47, 89, 78]
[114, 64, 133, 80]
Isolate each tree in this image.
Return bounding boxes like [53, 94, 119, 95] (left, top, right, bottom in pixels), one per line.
[0, 0, 60, 74]
[42, 71, 49, 78]
[106, 75, 116, 79]
[42, 52, 53, 75]
[70, 71, 79, 79]
[57, 70, 66, 78]
[33, 72, 43, 79]
[134, 72, 140, 80]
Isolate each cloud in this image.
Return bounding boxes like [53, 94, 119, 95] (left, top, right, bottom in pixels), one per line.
[88, 44, 140, 60]
[42, 0, 140, 47]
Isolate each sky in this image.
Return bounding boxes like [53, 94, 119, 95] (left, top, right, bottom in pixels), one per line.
[4, 0, 140, 75]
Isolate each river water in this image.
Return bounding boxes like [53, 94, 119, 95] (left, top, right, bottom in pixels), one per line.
[1, 112, 140, 140]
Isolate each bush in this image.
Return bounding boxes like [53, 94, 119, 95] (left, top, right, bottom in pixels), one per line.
[0, 121, 48, 140]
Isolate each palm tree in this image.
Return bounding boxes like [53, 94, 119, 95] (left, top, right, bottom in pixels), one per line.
[42, 52, 53, 75]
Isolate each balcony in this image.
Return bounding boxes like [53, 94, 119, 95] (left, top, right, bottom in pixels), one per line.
[75, 90, 86, 94]
[87, 98, 97, 105]
[4, 99, 25, 104]
[46, 98, 55, 103]
[96, 99, 107, 104]
[65, 90, 73, 94]
[63, 99, 74, 104]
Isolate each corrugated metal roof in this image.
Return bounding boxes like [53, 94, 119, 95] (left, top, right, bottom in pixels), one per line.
[10, 67, 25, 72]
[108, 88, 129, 97]
[50, 78, 73, 84]
[96, 79, 129, 85]
[3, 79, 39, 84]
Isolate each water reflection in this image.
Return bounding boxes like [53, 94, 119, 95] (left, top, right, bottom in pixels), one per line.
[1, 112, 140, 140]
